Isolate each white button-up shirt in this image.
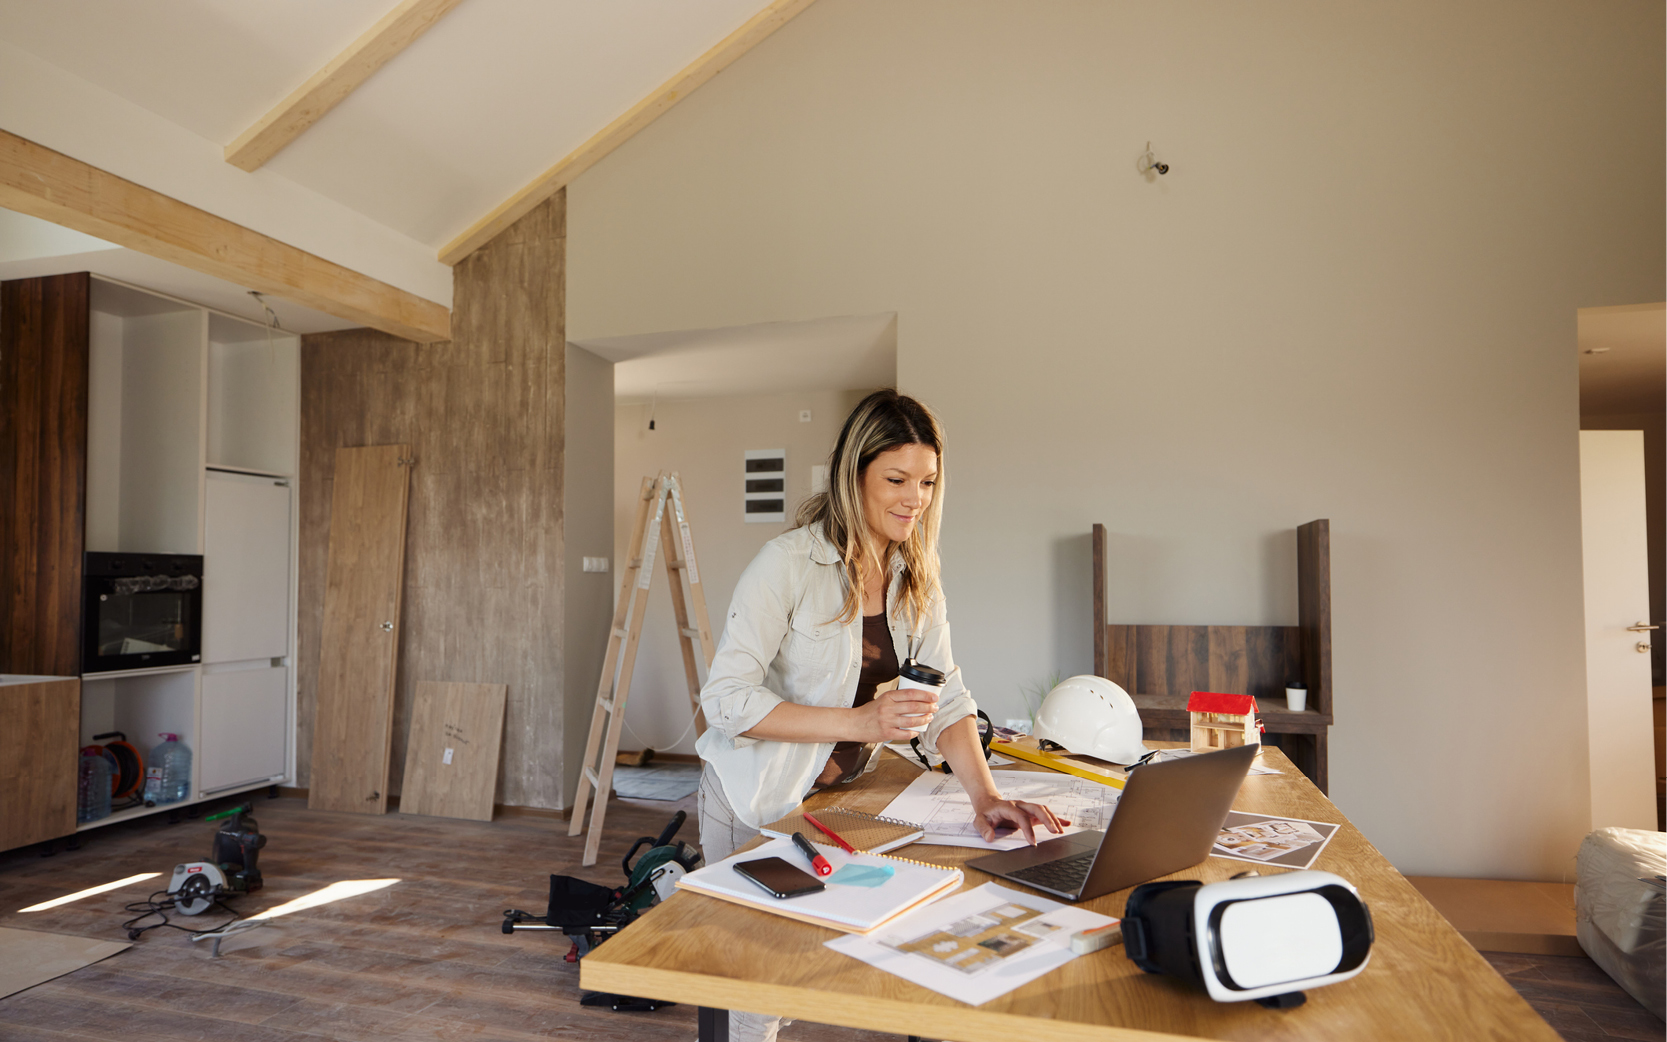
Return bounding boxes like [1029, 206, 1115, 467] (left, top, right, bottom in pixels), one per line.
[696, 523, 977, 829]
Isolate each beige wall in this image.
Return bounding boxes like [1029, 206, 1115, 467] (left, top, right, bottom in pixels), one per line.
[568, 0, 1665, 877]
[564, 344, 615, 805]
[613, 389, 872, 755]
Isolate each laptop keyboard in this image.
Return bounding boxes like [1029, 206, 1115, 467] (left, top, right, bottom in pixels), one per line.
[1005, 851, 1095, 894]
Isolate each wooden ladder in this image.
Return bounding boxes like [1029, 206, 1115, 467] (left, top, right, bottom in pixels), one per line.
[569, 472, 716, 866]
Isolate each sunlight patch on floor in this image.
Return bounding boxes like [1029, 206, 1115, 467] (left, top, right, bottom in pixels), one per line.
[17, 872, 162, 912]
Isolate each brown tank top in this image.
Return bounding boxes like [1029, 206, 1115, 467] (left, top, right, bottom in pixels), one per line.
[814, 608, 900, 787]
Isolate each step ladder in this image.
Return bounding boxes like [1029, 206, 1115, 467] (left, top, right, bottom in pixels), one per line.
[569, 472, 716, 866]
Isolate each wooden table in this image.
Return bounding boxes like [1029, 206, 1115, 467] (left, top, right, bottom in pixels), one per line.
[582, 746, 1558, 1042]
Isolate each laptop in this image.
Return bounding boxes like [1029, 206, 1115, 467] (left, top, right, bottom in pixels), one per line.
[967, 743, 1258, 902]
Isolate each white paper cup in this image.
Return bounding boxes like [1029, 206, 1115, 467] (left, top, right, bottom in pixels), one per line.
[896, 661, 946, 733]
[1285, 686, 1307, 712]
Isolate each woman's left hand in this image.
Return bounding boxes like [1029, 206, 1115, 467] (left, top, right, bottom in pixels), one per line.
[970, 796, 1070, 846]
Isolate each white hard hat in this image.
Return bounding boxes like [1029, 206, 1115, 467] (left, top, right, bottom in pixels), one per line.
[1032, 675, 1149, 765]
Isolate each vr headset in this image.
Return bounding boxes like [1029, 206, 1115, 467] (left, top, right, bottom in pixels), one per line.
[1122, 870, 1374, 1008]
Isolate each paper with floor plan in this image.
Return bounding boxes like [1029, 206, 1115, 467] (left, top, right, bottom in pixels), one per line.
[826, 882, 1115, 1005]
[879, 769, 1120, 851]
[1211, 811, 1339, 870]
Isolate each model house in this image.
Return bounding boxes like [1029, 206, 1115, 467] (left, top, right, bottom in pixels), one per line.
[0, 2, 1660, 1039]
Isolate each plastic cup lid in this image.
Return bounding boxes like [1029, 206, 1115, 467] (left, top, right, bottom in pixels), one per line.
[899, 660, 946, 686]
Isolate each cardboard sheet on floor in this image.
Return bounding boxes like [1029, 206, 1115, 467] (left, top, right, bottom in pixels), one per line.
[398, 681, 507, 821]
[0, 926, 128, 999]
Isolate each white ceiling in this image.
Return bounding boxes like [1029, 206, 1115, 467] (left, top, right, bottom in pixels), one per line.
[1579, 303, 1665, 417]
[0, 0, 770, 253]
[0, 208, 359, 334]
[577, 313, 897, 402]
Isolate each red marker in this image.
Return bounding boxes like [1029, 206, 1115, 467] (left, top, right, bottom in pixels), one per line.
[791, 831, 833, 876]
[802, 812, 857, 854]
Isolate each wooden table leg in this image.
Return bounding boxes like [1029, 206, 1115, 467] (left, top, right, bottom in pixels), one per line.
[698, 1006, 730, 1042]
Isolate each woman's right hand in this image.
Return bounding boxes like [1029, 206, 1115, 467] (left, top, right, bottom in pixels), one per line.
[851, 687, 938, 742]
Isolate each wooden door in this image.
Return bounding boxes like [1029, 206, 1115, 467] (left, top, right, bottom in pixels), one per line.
[310, 445, 411, 814]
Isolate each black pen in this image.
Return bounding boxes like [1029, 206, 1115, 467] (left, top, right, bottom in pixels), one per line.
[791, 831, 833, 876]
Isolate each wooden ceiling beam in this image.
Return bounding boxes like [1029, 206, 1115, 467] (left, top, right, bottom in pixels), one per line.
[225, 0, 465, 172]
[437, 0, 818, 266]
[0, 129, 451, 342]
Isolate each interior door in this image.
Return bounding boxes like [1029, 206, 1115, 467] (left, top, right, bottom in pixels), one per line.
[309, 445, 411, 814]
[1580, 430, 1656, 830]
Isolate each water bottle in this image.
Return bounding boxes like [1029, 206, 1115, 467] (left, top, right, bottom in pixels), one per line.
[77, 746, 113, 822]
[150, 733, 192, 805]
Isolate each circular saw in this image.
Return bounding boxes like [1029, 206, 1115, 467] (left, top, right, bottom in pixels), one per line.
[167, 862, 227, 916]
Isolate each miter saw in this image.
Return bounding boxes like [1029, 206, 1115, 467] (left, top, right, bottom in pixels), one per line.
[161, 803, 267, 917]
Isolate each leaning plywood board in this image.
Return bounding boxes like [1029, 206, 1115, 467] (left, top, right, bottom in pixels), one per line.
[398, 682, 508, 821]
[310, 445, 412, 815]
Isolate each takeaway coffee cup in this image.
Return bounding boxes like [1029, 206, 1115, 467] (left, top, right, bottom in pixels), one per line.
[896, 660, 946, 732]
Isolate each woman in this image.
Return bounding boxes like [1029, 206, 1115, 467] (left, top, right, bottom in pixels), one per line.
[696, 388, 1066, 866]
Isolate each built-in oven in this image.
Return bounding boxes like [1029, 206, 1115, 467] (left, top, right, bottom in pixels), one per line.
[82, 552, 203, 673]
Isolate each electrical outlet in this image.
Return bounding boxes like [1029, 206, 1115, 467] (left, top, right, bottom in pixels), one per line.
[799, 409, 812, 422]
[582, 556, 609, 573]
[1003, 718, 1030, 733]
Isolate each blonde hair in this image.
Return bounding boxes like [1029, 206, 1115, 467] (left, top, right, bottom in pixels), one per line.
[796, 390, 945, 628]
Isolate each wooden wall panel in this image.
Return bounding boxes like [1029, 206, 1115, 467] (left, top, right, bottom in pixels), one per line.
[1106, 623, 1302, 704]
[298, 192, 566, 809]
[0, 273, 89, 676]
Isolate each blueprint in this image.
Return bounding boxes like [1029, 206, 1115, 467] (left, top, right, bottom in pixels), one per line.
[879, 769, 1121, 851]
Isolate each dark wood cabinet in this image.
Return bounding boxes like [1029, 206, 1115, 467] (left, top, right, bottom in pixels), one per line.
[1093, 519, 1334, 792]
[0, 273, 90, 677]
[0, 676, 80, 849]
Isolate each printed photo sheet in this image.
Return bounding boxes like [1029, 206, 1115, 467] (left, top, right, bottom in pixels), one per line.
[1211, 810, 1340, 870]
[880, 770, 1120, 851]
[825, 882, 1116, 1005]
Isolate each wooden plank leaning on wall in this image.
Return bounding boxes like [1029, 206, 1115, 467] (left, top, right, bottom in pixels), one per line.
[398, 682, 509, 822]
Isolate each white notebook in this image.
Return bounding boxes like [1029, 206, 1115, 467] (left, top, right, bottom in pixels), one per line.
[676, 837, 963, 934]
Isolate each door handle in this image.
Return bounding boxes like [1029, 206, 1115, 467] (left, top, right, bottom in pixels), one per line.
[1625, 622, 1660, 632]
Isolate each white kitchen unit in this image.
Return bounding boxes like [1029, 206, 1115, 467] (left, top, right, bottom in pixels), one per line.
[203, 471, 292, 664]
[77, 276, 299, 831]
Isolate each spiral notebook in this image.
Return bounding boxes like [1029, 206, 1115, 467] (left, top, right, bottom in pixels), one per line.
[759, 807, 925, 854]
[676, 837, 963, 934]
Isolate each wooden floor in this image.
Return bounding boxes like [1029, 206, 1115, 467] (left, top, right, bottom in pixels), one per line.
[1482, 951, 1664, 1042]
[0, 793, 1658, 1042]
[0, 792, 892, 1042]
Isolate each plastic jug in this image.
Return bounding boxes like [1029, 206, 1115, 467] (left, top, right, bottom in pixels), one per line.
[77, 746, 113, 822]
[148, 733, 192, 805]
